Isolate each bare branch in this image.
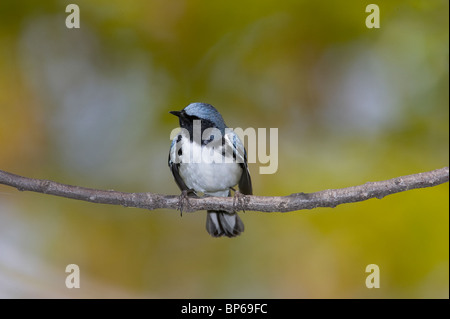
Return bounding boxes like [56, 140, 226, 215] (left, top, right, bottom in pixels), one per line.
[0, 167, 448, 213]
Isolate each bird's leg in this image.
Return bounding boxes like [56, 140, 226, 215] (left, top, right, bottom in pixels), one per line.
[178, 189, 198, 216]
[231, 187, 247, 213]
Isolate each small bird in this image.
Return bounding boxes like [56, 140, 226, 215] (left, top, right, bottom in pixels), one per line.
[168, 102, 252, 237]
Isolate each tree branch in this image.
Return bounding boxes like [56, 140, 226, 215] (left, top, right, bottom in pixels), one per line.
[0, 167, 448, 213]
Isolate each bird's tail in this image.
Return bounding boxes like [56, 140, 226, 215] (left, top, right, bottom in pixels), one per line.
[206, 211, 244, 238]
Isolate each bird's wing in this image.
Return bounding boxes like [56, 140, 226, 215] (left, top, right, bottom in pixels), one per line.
[168, 135, 189, 191]
[224, 131, 253, 195]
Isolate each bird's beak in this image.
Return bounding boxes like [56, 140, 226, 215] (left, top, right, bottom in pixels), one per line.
[169, 110, 182, 117]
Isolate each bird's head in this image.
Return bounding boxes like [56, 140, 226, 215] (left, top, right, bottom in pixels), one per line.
[170, 102, 227, 133]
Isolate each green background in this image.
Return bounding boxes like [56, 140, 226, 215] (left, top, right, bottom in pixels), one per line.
[0, 0, 448, 298]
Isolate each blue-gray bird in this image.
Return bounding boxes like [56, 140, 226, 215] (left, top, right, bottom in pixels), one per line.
[168, 102, 252, 237]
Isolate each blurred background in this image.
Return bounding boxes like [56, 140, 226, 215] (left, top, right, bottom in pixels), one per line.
[0, 0, 448, 298]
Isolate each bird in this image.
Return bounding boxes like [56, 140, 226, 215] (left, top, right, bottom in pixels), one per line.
[168, 102, 252, 237]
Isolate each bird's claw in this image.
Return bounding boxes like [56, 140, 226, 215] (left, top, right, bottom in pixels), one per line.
[178, 189, 198, 216]
[232, 189, 247, 213]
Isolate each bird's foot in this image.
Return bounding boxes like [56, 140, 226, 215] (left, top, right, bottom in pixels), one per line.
[178, 189, 198, 216]
[232, 188, 248, 213]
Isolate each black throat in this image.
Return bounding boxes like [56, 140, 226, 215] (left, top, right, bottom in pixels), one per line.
[179, 115, 219, 144]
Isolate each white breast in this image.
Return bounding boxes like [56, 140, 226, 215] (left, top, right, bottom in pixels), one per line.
[178, 139, 242, 195]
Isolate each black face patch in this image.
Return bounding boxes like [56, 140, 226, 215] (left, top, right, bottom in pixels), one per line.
[179, 113, 217, 142]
